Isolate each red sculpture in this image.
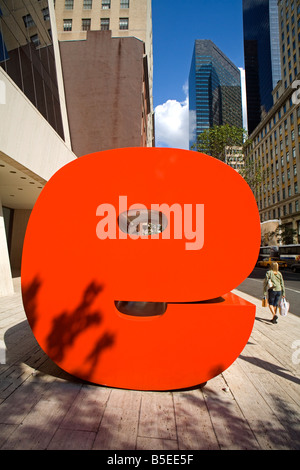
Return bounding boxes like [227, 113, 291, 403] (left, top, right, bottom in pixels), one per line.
[21, 147, 261, 390]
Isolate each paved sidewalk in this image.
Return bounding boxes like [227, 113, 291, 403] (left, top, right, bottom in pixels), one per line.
[0, 278, 299, 450]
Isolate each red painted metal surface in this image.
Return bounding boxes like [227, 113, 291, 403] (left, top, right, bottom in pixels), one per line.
[21, 147, 261, 390]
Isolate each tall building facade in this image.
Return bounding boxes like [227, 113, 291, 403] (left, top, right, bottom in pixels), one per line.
[243, 0, 281, 134]
[59, 30, 151, 156]
[189, 40, 243, 149]
[244, 0, 300, 243]
[54, 0, 154, 150]
[0, 0, 76, 295]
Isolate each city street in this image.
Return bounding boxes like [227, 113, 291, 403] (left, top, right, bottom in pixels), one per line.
[237, 267, 300, 317]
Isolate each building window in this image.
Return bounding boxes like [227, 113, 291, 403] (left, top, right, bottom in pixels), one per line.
[102, 0, 111, 9]
[83, 0, 93, 9]
[30, 34, 40, 47]
[42, 7, 50, 21]
[23, 14, 35, 28]
[101, 18, 110, 30]
[63, 19, 72, 31]
[82, 18, 91, 31]
[65, 0, 74, 9]
[119, 17, 129, 29]
[120, 0, 130, 7]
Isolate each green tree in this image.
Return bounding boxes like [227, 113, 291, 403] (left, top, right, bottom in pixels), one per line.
[268, 224, 298, 245]
[191, 124, 262, 193]
[191, 124, 247, 161]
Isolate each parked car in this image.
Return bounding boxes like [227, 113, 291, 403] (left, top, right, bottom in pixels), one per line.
[291, 263, 300, 273]
[257, 257, 287, 268]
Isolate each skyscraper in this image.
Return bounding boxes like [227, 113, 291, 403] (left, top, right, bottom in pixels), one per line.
[244, 0, 300, 242]
[189, 40, 243, 149]
[243, 0, 281, 134]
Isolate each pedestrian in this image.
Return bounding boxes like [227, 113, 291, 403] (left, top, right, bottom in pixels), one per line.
[263, 262, 286, 323]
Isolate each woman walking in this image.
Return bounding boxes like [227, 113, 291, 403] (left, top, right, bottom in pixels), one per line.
[263, 262, 286, 323]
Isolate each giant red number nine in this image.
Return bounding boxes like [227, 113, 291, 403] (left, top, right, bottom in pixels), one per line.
[21, 148, 261, 390]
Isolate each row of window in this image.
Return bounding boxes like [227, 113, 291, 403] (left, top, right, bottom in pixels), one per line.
[261, 144, 298, 170]
[259, 165, 299, 209]
[258, 129, 299, 159]
[279, 0, 300, 19]
[63, 17, 128, 30]
[279, 0, 300, 90]
[23, 8, 49, 28]
[262, 166, 298, 190]
[261, 198, 300, 223]
[64, 0, 130, 9]
[250, 105, 300, 148]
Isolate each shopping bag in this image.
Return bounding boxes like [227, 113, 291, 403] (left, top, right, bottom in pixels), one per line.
[262, 297, 268, 307]
[280, 297, 289, 316]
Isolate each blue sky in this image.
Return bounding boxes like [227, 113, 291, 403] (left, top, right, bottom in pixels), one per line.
[152, 0, 246, 148]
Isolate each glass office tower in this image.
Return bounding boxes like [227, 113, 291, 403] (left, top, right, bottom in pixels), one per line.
[243, 0, 281, 134]
[189, 40, 242, 149]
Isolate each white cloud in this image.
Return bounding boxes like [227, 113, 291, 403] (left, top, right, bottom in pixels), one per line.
[154, 84, 194, 150]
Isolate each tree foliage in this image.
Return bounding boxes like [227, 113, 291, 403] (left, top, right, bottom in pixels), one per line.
[268, 224, 298, 245]
[191, 124, 247, 161]
[191, 124, 262, 193]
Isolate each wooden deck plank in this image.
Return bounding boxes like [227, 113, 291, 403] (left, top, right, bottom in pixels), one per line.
[138, 391, 177, 441]
[201, 374, 260, 450]
[59, 384, 111, 432]
[0, 282, 299, 450]
[173, 388, 219, 450]
[92, 389, 142, 450]
[136, 436, 179, 450]
[1, 399, 68, 450]
[48, 429, 96, 450]
[239, 337, 300, 404]
[223, 359, 298, 450]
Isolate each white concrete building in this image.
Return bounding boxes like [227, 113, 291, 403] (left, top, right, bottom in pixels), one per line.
[0, 0, 76, 296]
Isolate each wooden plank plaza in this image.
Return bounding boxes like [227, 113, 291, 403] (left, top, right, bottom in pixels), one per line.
[0, 277, 299, 451]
